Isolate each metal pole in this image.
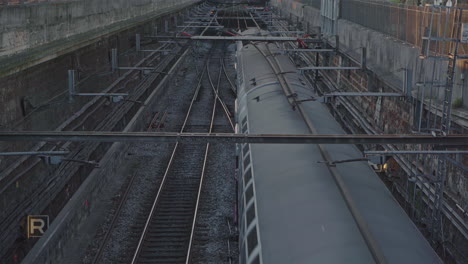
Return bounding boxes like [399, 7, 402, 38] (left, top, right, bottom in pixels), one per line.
[68, 70, 76, 103]
[361, 47, 367, 69]
[0, 151, 70, 156]
[405, 69, 413, 97]
[136, 34, 141, 52]
[0, 131, 466, 145]
[418, 83, 426, 132]
[111, 49, 118, 72]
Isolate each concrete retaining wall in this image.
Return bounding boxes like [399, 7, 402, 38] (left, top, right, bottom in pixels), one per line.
[0, 0, 189, 57]
[0, 0, 198, 78]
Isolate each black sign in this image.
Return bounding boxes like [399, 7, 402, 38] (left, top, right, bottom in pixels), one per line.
[27, 215, 49, 238]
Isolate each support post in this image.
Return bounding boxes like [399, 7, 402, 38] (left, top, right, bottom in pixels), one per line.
[335, 35, 339, 52]
[136, 34, 141, 52]
[418, 82, 426, 132]
[361, 47, 367, 70]
[68, 70, 76, 103]
[111, 48, 118, 72]
[165, 20, 169, 32]
[405, 68, 413, 98]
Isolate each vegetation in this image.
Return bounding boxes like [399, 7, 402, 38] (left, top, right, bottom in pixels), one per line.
[453, 98, 463, 109]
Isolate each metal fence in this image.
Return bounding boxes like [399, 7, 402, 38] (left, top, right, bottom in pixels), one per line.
[300, 0, 321, 9]
[341, 0, 468, 55]
[0, 0, 77, 6]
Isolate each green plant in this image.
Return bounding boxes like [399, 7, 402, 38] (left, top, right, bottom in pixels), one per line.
[453, 97, 463, 109]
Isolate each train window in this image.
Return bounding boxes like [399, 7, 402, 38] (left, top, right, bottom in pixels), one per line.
[243, 153, 250, 169]
[247, 226, 258, 256]
[244, 167, 252, 185]
[242, 116, 247, 127]
[250, 255, 260, 264]
[242, 124, 248, 134]
[245, 184, 254, 204]
[242, 143, 250, 156]
[240, 207, 245, 234]
[246, 203, 256, 227]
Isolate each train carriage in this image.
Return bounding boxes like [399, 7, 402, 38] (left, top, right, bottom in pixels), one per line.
[235, 28, 442, 264]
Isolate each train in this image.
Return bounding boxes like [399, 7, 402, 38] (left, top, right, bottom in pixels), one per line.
[234, 28, 442, 264]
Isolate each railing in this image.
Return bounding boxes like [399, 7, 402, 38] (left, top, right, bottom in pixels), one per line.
[340, 0, 468, 55]
[300, 0, 321, 9]
[0, 0, 78, 6]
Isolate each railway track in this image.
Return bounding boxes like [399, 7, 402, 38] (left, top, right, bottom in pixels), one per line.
[131, 47, 233, 264]
[130, 67, 214, 262]
[90, 39, 236, 263]
[188, 47, 238, 264]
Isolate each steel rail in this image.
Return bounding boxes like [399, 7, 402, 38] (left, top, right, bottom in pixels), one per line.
[130, 71, 204, 264]
[130, 141, 178, 264]
[92, 170, 138, 263]
[222, 57, 237, 94]
[185, 56, 224, 264]
[130, 38, 216, 263]
[91, 44, 193, 264]
[206, 60, 235, 130]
